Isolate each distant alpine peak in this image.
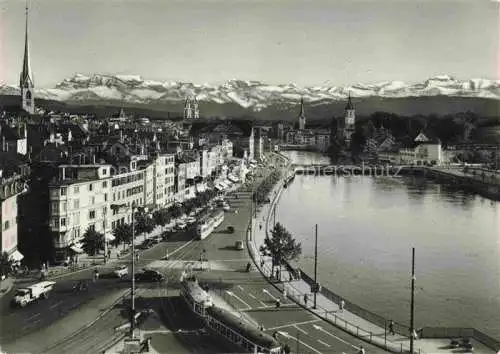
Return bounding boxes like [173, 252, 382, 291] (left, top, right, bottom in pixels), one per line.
[1, 73, 499, 111]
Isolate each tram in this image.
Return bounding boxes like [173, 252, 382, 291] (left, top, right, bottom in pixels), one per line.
[180, 276, 283, 354]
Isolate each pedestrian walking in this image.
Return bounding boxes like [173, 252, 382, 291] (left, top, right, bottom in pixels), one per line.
[135, 252, 140, 261]
[388, 320, 395, 335]
[275, 298, 281, 308]
[303, 293, 308, 306]
[282, 288, 287, 299]
[339, 299, 345, 312]
[107, 249, 111, 259]
[260, 259, 264, 268]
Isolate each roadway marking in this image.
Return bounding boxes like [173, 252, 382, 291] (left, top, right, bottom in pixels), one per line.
[294, 325, 308, 335]
[225, 291, 252, 309]
[312, 324, 359, 349]
[27, 313, 40, 321]
[268, 319, 320, 330]
[248, 293, 257, 299]
[50, 301, 62, 309]
[262, 289, 278, 301]
[318, 339, 331, 347]
[237, 285, 244, 291]
[278, 331, 322, 354]
[259, 300, 267, 307]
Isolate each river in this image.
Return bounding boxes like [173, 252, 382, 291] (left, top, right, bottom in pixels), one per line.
[277, 150, 500, 339]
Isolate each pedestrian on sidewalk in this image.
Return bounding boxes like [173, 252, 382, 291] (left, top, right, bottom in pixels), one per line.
[107, 249, 111, 259]
[260, 259, 264, 268]
[282, 288, 287, 299]
[388, 320, 395, 335]
[339, 299, 345, 312]
[135, 252, 140, 261]
[303, 293, 308, 306]
[275, 298, 281, 309]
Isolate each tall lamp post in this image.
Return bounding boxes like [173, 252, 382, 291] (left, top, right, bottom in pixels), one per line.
[410, 247, 416, 353]
[313, 224, 318, 309]
[111, 203, 137, 340]
[103, 206, 108, 264]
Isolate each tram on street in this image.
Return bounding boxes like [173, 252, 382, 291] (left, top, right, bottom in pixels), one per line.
[180, 276, 283, 353]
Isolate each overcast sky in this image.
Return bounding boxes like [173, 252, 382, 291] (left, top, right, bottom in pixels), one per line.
[0, 0, 498, 87]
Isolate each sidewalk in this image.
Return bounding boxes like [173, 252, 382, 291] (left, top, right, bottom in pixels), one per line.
[247, 154, 496, 354]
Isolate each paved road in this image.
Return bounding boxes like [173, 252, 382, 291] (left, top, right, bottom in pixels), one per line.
[0, 164, 274, 353]
[182, 154, 389, 354]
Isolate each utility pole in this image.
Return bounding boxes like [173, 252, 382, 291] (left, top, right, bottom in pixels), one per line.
[103, 207, 107, 264]
[273, 203, 277, 228]
[296, 329, 300, 354]
[410, 247, 415, 353]
[130, 207, 136, 339]
[249, 194, 253, 242]
[313, 224, 318, 309]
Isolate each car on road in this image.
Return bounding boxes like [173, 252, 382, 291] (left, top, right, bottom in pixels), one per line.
[113, 265, 129, 278]
[235, 240, 244, 251]
[135, 269, 164, 282]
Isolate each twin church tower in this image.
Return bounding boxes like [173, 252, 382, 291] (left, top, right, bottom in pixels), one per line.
[297, 93, 356, 144]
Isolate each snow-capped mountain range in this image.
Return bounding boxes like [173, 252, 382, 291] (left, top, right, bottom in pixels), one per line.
[1, 74, 499, 111]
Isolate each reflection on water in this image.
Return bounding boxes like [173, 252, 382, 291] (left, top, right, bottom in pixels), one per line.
[278, 151, 500, 338]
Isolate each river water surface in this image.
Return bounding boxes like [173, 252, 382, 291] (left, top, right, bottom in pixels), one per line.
[277, 151, 500, 338]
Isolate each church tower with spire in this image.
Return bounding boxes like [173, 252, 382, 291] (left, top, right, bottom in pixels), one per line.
[344, 92, 355, 144]
[298, 98, 306, 130]
[192, 97, 199, 119]
[183, 97, 193, 119]
[20, 3, 35, 114]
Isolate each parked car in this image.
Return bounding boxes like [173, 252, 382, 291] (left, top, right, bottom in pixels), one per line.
[113, 265, 129, 278]
[135, 269, 164, 282]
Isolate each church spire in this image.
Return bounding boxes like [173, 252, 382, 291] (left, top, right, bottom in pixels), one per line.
[20, 1, 34, 114]
[298, 97, 306, 130]
[299, 97, 305, 117]
[345, 91, 354, 110]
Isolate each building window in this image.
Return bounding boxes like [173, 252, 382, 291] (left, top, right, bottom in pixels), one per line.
[103, 169, 107, 175]
[88, 184, 93, 191]
[89, 210, 96, 219]
[104, 193, 108, 202]
[3, 221, 9, 231]
[74, 200, 79, 209]
[88, 224, 95, 231]
[91, 196, 95, 205]
[74, 186, 79, 193]
[61, 187, 67, 196]
[103, 181, 107, 188]
[60, 217, 66, 226]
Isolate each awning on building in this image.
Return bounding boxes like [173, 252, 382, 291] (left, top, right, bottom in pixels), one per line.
[105, 233, 116, 241]
[70, 246, 84, 254]
[9, 250, 24, 262]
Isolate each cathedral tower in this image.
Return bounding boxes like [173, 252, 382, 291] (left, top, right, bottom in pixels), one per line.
[344, 92, 355, 144]
[20, 4, 35, 114]
[183, 97, 193, 119]
[192, 97, 200, 119]
[298, 97, 306, 130]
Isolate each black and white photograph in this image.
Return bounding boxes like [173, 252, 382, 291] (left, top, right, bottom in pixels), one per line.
[0, 0, 498, 353]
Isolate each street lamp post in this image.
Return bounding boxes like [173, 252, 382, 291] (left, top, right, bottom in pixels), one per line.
[410, 247, 416, 353]
[103, 206, 108, 264]
[313, 224, 318, 309]
[130, 205, 137, 339]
